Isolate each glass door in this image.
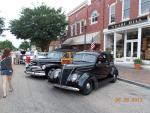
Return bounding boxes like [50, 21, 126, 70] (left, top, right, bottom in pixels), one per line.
[126, 41, 138, 62]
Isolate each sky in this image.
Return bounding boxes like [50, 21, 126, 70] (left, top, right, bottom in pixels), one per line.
[0, 0, 84, 48]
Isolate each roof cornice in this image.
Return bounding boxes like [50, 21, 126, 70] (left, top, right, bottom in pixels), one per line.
[67, 0, 88, 17]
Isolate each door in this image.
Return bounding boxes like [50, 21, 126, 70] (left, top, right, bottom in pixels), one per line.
[126, 40, 138, 62]
[96, 54, 110, 79]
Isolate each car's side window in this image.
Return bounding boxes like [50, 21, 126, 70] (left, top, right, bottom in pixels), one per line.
[63, 52, 69, 58]
[107, 54, 113, 62]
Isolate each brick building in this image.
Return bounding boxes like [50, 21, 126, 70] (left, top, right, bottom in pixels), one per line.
[63, 0, 103, 50]
[103, 0, 150, 64]
[63, 0, 150, 64]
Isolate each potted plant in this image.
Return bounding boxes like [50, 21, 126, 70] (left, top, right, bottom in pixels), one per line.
[134, 58, 142, 70]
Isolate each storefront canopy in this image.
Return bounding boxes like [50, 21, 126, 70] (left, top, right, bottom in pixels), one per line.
[63, 32, 100, 45]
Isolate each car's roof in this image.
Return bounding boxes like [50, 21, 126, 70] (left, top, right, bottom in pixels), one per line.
[54, 48, 79, 52]
[76, 51, 111, 56]
[76, 51, 100, 56]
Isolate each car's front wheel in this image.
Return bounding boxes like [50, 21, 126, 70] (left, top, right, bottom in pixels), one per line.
[81, 80, 93, 95]
[47, 68, 55, 82]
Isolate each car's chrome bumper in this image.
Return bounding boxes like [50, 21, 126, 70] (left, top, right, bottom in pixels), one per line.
[25, 71, 34, 75]
[25, 71, 46, 76]
[54, 84, 80, 91]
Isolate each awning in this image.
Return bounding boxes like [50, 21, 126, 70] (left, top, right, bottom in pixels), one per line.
[63, 31, 100, 45]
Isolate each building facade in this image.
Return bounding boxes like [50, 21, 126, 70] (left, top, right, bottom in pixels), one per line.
[103, 0, 150, 64]
[65, 0, 150, 64]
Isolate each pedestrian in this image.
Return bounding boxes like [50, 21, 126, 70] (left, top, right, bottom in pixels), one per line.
[0, 48, 14, 98]
[11, 51, 16, 64]
[15, 49, 21, 64]
[33, 48, 38, 59]
[25, 53, 31, 67]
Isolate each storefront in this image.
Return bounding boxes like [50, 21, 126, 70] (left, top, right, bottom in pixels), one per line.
[104, 15, 150, 64]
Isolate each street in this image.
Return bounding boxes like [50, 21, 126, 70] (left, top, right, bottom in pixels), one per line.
[0, 65, 150, 113]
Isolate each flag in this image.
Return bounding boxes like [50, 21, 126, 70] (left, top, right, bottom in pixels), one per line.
[91, 37, 96, 50]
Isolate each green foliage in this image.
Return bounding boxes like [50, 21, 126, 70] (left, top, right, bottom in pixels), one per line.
[134, 58, 142, 64]
[9, 4, 67, 51]
[19, 41, 30, 50]
[0, 17, 5, 35]
[0, 40, 15, 50]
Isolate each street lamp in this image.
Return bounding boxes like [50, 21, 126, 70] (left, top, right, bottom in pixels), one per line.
[84, 20, 87, 50]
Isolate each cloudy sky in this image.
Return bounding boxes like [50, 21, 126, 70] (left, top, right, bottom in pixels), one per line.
[0, 0, 84, 48]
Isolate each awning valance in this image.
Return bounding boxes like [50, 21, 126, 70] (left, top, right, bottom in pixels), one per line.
[63, 32, 100, 45]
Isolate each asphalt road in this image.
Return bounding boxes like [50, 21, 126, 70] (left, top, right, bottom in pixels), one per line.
[0, 65, 150, 113]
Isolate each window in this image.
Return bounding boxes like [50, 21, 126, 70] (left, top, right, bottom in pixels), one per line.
[70, 25, 73, 37]
[109, 3, 116, 24]
[80, 20, 84, 34]
[91, 10, 99, 24]
[140, 0, 150, 14]
[75, 23, 77, 35]
[122, 0, 130, 19]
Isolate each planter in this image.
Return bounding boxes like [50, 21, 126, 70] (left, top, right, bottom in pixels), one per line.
[134, 64, 141, 70]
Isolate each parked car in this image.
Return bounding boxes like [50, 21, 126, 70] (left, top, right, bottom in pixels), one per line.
[49, 51, 118, 95]
[25, 48, 77, 77]
[22, 52, 47, 64]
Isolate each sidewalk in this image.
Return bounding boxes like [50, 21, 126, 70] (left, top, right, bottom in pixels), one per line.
[117, 65, 150, 88]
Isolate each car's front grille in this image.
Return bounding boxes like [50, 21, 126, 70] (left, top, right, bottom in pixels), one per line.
[60, 68, 73, 85]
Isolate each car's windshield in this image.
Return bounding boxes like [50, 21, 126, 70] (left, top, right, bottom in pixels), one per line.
[47, 51, 63, 59]
[73, 53, 97, 63]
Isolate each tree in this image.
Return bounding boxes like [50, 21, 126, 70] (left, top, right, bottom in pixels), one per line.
[0, 40, 15, 50]
[0, 17, 5, 35]
[9, 5, 67, 51]
[19, 41, 30, 50]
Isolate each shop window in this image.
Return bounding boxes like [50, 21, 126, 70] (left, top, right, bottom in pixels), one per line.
[109, 3, 116, 24]
[116, 34, 124, 58]
[105, 34, 114, 55]
[122, 0, 130, 19]
[91, 10, 99, 24]
[140, 0, 150, 14]
[141, 28, 150, 60]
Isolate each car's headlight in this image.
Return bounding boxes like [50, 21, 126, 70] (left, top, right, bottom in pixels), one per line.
[71, 73, 78, 82]
[53, 69, 61, 78]
[42, 65, 46, 70]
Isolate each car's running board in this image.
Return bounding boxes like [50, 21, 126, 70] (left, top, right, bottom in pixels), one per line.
[98, 77, 114, 87]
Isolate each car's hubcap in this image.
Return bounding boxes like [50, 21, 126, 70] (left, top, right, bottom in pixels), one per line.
[86, 83, 91, 89]
[113, 74, 116, 78]
[49, 70, 54, 78]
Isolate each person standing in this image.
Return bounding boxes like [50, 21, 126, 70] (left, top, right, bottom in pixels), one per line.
[15, 49, 21, 64]
[33, 49, 38, 59]
[0, 48, 14, 98]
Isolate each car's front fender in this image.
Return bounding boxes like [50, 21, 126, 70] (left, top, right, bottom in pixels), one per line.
[78, 73, 98, 89]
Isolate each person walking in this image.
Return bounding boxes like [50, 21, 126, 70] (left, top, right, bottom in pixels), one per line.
[0, 48, 14, 98]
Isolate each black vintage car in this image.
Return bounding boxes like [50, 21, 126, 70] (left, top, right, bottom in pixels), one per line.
[49, 51, 118, 95]
[25, 49, 77, 77]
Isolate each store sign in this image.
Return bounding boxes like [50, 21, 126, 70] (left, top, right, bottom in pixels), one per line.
[108, 16, 148, 30]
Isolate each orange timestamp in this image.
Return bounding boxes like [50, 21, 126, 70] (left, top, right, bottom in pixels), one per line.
[114, 97, 143, 103]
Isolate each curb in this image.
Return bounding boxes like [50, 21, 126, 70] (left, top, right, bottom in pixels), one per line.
[118, 77, 150, 89]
